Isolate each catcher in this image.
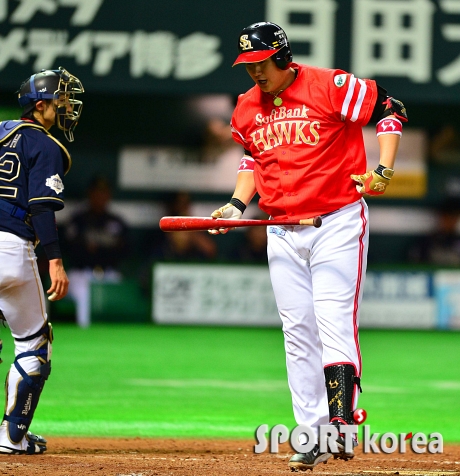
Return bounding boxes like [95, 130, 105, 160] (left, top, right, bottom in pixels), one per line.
[0, 67, 84, 454]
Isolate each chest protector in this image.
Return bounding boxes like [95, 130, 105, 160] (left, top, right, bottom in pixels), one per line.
[0, 120, 71, 175]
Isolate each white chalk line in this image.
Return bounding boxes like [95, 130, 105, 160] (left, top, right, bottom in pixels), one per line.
[125, 378, 460, 393]
[31, 420, 256, 434]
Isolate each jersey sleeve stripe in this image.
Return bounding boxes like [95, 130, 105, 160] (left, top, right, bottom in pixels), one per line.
[231, 125, 245, 143]
[341, 74, 356, 119]
[29, 197, 64, 204]
[351, 79, 367, 122]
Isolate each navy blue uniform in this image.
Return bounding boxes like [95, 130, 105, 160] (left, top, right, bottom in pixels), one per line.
[0, 120, 70, 241]
[0, 66, 83, 455]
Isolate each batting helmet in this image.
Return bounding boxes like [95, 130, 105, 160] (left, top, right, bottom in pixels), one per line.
[18, 66, 84, 142]
[233, 22, 293, 69]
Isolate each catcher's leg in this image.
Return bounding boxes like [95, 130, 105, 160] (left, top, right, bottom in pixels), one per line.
[324, 363, 361, 460]
[0, 321, 52, 454]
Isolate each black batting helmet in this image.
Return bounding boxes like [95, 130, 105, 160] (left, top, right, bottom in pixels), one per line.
[18, 66, 84, 142]
[233, 22, 293, 70]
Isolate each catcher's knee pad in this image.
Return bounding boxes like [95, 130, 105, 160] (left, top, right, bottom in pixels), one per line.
[324, 363, 362, 425]
[3, 321, 53, 444]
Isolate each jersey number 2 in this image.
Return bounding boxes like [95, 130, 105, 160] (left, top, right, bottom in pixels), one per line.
[0, 152, 21, 198]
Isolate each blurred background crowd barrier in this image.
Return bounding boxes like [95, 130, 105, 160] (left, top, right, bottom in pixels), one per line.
[2, 0, 460, 328]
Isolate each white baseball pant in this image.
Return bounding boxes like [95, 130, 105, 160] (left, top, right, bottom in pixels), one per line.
[267, 199, 369, 438]
[0, 232, 49, 450]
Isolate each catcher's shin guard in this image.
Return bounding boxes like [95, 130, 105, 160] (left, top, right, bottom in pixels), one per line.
[324, 364, 362, 459]
[3, 322, 52, 444]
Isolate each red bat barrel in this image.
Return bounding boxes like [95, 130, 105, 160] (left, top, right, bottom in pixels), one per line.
[159, 216, 322, 232]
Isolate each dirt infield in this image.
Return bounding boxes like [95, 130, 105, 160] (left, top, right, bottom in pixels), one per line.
[0, 438, 458, 475]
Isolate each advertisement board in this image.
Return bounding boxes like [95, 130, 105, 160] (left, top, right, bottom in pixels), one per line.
[153, 263, 280, 326]
[2, 0, 460, 101]
[153, 264, 457, 329]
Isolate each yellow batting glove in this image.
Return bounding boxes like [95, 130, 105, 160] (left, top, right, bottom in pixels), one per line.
[351, 165, 394, 196]
[208, 199, 245, 235]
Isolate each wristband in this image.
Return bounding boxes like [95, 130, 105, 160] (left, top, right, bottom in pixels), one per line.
[374, 164, 394, 180]
[376, 117, 402, 137]
[42, 241, 62, 260]
[229, 197, 246, 214]
[238, 155, 255, 172]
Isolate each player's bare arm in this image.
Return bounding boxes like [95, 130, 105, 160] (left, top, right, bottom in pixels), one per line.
[377, 120, 401, 170]
[232, 169, 257, 205]
[351, 91, 408, 196]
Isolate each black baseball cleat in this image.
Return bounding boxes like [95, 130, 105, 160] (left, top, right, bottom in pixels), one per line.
[26, 431, 47, 454]
[288, 444, 332, 471]
[0, 431, 47, 455]
[329, 421, 357, 461]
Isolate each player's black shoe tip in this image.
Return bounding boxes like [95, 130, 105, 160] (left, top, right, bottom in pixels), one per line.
[288, 444, 332, 471]
[328, 421, 357, 461]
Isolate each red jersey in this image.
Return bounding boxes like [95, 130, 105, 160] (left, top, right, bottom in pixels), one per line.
[231, 64, 377, 219]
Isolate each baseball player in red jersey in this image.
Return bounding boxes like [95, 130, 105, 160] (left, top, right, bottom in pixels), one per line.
[209, 22, 407, 471]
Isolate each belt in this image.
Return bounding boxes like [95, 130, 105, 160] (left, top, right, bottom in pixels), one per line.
[0, 199, 28, 221]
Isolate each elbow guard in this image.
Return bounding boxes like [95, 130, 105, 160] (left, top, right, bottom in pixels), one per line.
[381, 97, 408, 123]
[370, 85, 408, 123]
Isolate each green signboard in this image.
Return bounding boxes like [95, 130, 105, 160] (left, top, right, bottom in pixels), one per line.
[1, 0, 460, 102]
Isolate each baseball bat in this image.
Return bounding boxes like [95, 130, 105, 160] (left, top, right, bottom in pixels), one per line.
[159, 216, 322, 232]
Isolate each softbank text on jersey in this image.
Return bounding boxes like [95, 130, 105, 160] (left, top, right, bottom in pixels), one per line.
[254, 424, 443, 455]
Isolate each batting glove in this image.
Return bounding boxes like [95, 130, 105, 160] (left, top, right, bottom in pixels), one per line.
[351, 165, 394, 196]
[208, 198, 245, 235]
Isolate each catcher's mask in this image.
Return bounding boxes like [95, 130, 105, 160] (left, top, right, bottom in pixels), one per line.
[18, 66, 84, 142]
[233, 22, 293, 70]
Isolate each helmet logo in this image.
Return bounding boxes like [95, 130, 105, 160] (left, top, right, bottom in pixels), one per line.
[274, 30, 287, 45]
[239, 34, 253, 51]
[38, 87, 47, 92]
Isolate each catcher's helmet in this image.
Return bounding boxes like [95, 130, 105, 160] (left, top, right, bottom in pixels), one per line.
[233, 22, 292, 69]
[18, 66, 84, 142]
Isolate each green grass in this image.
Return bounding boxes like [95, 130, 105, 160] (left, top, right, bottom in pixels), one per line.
[358, 330, 460, 441]
[0, 325, 458, 442]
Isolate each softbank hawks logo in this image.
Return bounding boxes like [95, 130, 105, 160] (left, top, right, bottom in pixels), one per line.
[252, 106, 320, 153]
[255, 105, 310, 126]
[254, 424, 443, 455]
